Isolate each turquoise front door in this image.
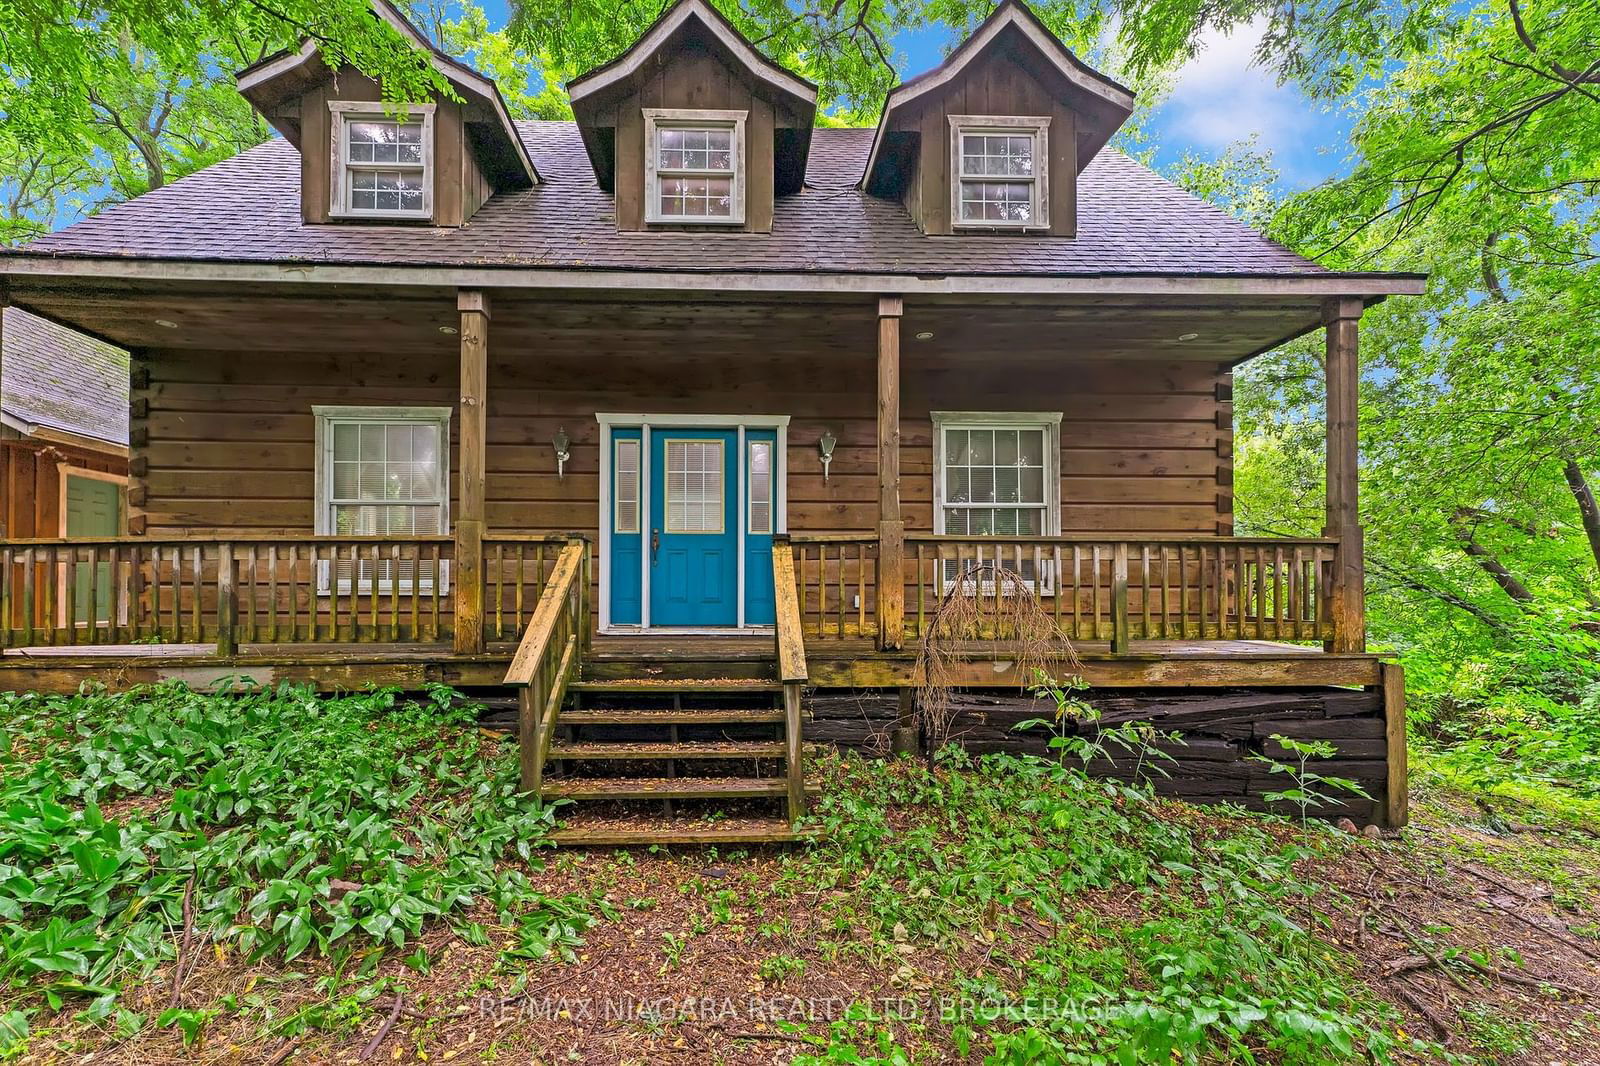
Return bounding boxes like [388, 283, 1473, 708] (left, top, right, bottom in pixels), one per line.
[649, 430, 739, 626]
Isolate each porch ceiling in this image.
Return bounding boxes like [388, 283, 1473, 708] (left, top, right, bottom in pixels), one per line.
[7, 278, 1330, 364]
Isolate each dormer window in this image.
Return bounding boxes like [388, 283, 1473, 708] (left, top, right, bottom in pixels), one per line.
[950, 116, 1051, 230]
[329, 102, 435, 221]
[644, 109, 746, 225]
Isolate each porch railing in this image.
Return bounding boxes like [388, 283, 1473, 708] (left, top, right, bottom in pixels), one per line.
[791, 534, 1338, 648]
[504, 538, 590, 793]
[0, 536, 456, 651]
[482, 534, 580, 644]
[790, 535, 879, 638]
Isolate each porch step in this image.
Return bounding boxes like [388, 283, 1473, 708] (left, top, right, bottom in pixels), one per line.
[543, 775, 819, 801]
[559, 707, 786, 726]
[550, 820, 815, 847]
[569, 677, 782, 693]
[547, 740, 788, 761]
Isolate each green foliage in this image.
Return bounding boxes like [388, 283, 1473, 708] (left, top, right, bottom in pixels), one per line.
[1023, 670, 1183, 790]
[795, 751, 1431, 1063]
[1165, 4, 1599, 822]
[1250, 734, 1372, 828]
[0, 682, 602, 1018]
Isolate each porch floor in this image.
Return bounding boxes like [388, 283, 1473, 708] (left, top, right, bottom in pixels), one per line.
[0, 632, 1381, 694]
[2, 635, 1330, 661]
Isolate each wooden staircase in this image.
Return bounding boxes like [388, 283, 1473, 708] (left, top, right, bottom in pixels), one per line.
[503, 541, 813, 846]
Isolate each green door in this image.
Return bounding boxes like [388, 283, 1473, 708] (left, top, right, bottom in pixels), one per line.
[65, 474, 122, 624]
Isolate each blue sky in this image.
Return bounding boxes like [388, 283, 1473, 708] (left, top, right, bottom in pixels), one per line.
[476, 2, 1352, 193]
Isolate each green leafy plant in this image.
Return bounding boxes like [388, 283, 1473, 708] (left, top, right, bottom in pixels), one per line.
[1020, 671, 1184, 793]
[1251, 734, 1374, 828]
[0, 682, 604, 1019]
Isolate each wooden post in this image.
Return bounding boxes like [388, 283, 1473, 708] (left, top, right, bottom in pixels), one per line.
[216, 543, 237, 658]
[1110, 542, 1130, 654]
[517, 687, 541, 793]
[784, 680, 805, 820]
[1380, 661, 1408, 828]
[1323, 297, 1366, 652]
[876, 295, 905, 651]
[455, 290, 489, 654]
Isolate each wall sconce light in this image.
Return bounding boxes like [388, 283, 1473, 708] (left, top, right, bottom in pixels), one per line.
[553, 427, 571, 479]
[818, 429, 837, 483]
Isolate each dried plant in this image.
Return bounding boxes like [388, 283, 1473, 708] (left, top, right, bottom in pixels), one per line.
[914, 562, 1080, 751]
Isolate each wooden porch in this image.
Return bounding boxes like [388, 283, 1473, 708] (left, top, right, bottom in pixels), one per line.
[0, 531, 1374, 690]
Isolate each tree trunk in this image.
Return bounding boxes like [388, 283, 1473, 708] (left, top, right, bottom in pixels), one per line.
[1563, 459, 1600, 576]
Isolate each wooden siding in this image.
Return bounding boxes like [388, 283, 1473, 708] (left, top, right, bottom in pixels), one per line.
[297, 68, 493, 227]
[892, 34, 1078, 237]
[602, 34, 805, 233]
[129, 299, 1233, 549]
[1, 435, 126, 539]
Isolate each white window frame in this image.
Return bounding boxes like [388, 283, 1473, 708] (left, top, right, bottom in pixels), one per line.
[948, 115, 1051, 231]
[328, 101, 436, 221]
[313, 405, 452, 595]
[644, 108, 747, 226]
[932, 411, 1063, 593]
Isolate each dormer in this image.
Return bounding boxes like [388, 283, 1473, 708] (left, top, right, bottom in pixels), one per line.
[567, 0, 817, 233]
[236, 0, 537, 227]
[862, 0, 1134, 237]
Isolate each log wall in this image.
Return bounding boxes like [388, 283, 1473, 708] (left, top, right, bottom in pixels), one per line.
[129, 298, 1234, 543]
[807, 685, 1388, 823]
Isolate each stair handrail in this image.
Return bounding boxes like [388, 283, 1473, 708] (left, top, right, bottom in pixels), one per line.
[504, 537, 589, 793]
[772, 539, 808, 818]
[772, 539, 807, 684]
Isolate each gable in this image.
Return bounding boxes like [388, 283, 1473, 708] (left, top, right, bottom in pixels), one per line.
[235, 0, 535, 228]
[567, 0, 817, 231]
[862, 0, 1133, 237]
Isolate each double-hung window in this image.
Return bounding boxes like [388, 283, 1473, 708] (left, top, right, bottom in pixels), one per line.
[933, 412, 1062, 591]
[329, 102, 435, 220]
[949, 116, 1050, 229]
[644, 108, 746, 224]
[314, 406, 451, 593]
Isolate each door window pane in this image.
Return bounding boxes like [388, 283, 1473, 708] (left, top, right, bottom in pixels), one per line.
[748, 440, 772, 534]
[664, 440, 724, 533]
[615, 439, 641, 534]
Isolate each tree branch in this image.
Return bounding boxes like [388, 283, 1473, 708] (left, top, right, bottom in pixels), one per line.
[1449, 508, 1536, 604]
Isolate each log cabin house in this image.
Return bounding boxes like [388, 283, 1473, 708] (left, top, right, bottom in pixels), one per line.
[0, 0, 1424, 843]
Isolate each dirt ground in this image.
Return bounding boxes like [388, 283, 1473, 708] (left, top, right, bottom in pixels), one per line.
[12, 787, 1600, 1065]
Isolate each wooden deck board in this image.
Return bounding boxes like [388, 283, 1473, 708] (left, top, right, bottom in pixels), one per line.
[543, 776, 820, 800]
[0, 633, 1383, 694]
[547, 740, 788, 760]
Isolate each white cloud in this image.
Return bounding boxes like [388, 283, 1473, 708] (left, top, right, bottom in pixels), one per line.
[1157, 19, 1325, 185]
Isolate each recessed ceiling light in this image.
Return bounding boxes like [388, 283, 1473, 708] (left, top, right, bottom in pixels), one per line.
[915, 331, 935, 341]
[439, 325, 458, 335]
[1178, 332, 1200, 341]
[153, 318, 178, 329]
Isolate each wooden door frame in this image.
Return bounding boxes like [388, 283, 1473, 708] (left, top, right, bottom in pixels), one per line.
[596, 413, 789, 634]
[57, 465, 130, 537]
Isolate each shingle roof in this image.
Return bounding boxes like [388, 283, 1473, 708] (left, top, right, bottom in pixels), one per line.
[2, 307, 129, 447]
[11, 122, 1326, 277]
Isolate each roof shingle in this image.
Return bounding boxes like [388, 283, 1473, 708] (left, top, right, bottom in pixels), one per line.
[2, 307, 130, 447]
[11, 122, 1325, 278]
